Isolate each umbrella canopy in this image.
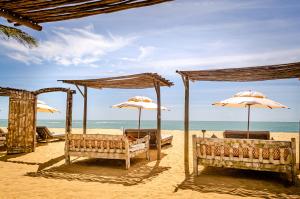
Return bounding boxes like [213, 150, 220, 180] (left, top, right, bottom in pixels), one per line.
[112, 96, 168, 110]
[213, 91, 288, 132]
[213, 91, 288, 109]
[37, 100, 59, 113]
[112, 96, 168, 135]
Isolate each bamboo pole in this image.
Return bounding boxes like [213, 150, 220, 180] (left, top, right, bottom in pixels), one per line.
[154, 82, 161, 160]
[182, 75, 190, 174]
[83, 86, 87, 134]
[299, 120, 300, 170]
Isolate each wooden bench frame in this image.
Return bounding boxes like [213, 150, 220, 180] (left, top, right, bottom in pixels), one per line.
[193, 135, 297, 183]
[223, 130, 270, 140]
[65, 134, 150, 169]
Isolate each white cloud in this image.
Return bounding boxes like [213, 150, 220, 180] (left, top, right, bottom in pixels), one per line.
[144, 48, 300, 71]
[121, 46, 155, 62]
[0, 26, 134, 67]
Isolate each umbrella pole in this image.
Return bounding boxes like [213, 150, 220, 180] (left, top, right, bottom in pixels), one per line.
[247, 105, 250, 138]
[138, 107, 141, 138]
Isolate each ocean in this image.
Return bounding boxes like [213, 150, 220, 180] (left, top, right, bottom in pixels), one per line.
[0, 119, 299, 132]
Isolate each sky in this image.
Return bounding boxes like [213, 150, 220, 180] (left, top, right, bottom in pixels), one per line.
[0, 0, 299, 122]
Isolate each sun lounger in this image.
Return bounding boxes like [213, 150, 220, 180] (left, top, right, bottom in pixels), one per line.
[0, 128, 7, 147]
[65, 134, 150, 169]
[124, 128, 173, 147]
[193, 136, 297, 183]
[36, 126, 65, 142]
[223, 130, 270, 140]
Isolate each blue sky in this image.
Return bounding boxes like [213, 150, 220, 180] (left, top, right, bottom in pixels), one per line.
[0, 0, 299, 122]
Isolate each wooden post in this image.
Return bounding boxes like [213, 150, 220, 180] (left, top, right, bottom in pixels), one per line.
[182, 75, 190, 175]
[298, 120, 300, 170]
[192, 135, 198, 175]
[65, 90, 73, 165]
[154, 81, 161, 160]
[291, 138, 296, 183]
[83, 86, 88, 134]
[66, 90, 73, 135]
[32, 96, 37, 151]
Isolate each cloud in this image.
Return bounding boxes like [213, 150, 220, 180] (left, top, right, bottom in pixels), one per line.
[0, 26, 134, 67]
[143, 48, 300, 71]
[121, 46, 155, 62]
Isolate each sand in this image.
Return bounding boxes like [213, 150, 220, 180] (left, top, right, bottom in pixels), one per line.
[0, 128, 299, 199]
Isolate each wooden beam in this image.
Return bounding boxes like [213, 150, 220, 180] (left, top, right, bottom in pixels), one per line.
[75, 84, 84, 97]
[83, 86, 88, 134]
[154, 81, 161, 160]
[0, 8, 42, 31]
[182, 75, 190, 175]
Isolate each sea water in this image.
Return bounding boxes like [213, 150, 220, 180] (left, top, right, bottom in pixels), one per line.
[0, 119, 298, 132]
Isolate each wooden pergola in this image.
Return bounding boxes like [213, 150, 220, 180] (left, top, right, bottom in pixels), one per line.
[176, 61, 300, 174]
[59, 73, 173, 159]
[0, 0, 172, 31]
[0, 87, 75, 154]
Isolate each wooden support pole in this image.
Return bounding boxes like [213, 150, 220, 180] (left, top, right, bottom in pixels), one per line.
[182, 75, 190, 175]
[65, 90, 73, 165]
[299, 120, 300, 170]
[66, 91, 73, 135]
[83, 86, 88, 134]
[0, 9, 42, 31]
[154, 81, 162, 160]
[33, 96, 37, 151]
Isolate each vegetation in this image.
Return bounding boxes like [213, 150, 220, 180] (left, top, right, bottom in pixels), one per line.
[0, 24, 38, 47]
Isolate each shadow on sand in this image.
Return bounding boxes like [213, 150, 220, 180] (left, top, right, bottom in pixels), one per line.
[26, 150, 171, 186]
[175, 167, 300, 198]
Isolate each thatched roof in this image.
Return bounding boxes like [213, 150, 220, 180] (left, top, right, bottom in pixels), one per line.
[59, 73, 173, 89]
[176, 62, 300, 82]
[0, 0, 172, 31]
[0, 87, 32, 96]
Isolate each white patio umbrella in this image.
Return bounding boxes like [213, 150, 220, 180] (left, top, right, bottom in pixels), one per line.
[213, 91, 288, 131]
[112, 96, 168, 133]
[37, 100, 59, 113]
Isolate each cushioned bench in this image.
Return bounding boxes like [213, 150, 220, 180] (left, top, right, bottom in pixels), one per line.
[65, 134, 150, 169]
[124, 128, 173, 147]
[223, 130, 270, 140]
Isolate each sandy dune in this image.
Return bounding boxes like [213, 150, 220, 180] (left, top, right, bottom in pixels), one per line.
[0, 128, 299, 199]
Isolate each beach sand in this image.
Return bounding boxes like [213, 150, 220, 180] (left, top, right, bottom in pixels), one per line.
[0, 128, 299, 199]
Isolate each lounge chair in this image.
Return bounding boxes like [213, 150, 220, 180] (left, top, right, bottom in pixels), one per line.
[124, 128, 173, 147]
[223, 130, 270, 140]
[36, 126, 65, 142]
[65, 134, 150, 169]
[0, 128, 6, 136]
[0, 128, 6, 147]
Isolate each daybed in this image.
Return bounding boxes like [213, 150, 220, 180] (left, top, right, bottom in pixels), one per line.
[65, 134, 150, 169]
[193, 136, 296, 183]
